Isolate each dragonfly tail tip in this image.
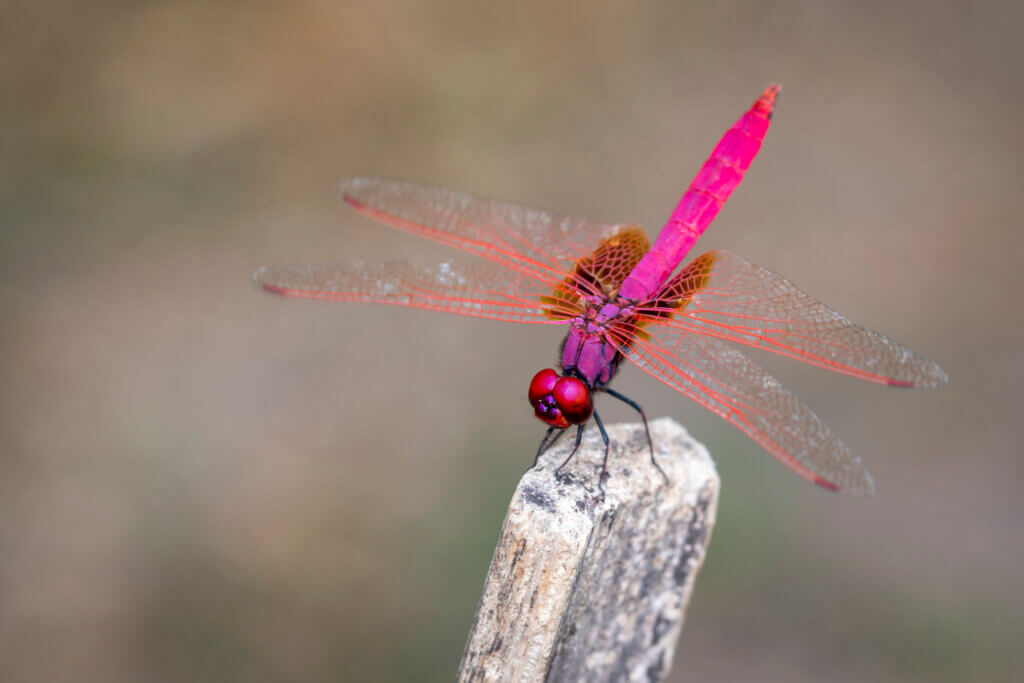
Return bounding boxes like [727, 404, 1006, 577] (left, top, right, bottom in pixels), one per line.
[755, 84, 781, 114]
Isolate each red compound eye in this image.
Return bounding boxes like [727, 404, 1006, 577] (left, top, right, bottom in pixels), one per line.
[552, 377, 593, 425]
[529, 369, 569, 427]
[528, 370, 593, 428]
[528, 368, 559, 405]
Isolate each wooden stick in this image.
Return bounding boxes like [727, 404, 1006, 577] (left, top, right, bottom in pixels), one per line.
[458, 417, 719, 682]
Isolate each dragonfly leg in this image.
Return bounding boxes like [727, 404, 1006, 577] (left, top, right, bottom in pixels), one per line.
[602, 387, 669, 485]
[592, 410, 612, 496]
[556, 425, 585, 472]
[532, 426, 565, 469]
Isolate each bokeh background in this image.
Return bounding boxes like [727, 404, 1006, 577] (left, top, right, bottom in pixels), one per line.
[2, 1, 1021, 681]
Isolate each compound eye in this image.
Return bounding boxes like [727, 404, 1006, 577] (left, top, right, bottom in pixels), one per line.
[553, 377, 593, 425]
[528, 368, 560, 404]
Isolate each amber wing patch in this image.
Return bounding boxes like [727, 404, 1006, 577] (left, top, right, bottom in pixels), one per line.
[638, 251, 718, 320]
[543, 227, 650, 320]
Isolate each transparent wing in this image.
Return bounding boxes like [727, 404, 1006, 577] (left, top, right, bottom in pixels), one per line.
[619, 329, 875, 494]
[253, 256, 582, 323]
[639, 251, 947, 388]
[339, 178, 635, 284]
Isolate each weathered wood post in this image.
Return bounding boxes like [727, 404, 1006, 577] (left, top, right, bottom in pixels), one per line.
[458, 417, 719, 682]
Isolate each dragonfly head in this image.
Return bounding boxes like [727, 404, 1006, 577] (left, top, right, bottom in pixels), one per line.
[528, 368, 593, 429]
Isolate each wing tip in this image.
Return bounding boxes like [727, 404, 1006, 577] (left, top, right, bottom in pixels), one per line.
[814, 469, 876, 496]
[887, 361, 949, 389]
[755, 84, 781, 115]
[925, 362, 950, 387]
[813, 475, 841, 492]
[340, 190, 365, 210]
[338, 177, 374, 209]
[251, 266, 288, 296]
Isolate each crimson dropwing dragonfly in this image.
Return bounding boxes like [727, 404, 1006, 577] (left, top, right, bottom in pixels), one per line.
[255, 86, 946, 495]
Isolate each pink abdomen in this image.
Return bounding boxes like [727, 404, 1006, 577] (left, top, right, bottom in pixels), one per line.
[618, 85, 778, 301]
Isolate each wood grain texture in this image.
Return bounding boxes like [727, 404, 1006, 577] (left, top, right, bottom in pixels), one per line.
[458, 418, 719, 682]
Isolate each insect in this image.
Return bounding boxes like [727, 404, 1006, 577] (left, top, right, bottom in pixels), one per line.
[254, 86, 946, 495]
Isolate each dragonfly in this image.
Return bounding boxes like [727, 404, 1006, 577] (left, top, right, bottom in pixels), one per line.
[255, 85, 946, 495]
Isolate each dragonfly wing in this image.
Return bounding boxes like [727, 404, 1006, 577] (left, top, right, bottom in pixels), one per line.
[639, 250, 947, 388]
[339, 178, 634, 284]
[622, 330, 875, 494]
[254, 256, 580, 324]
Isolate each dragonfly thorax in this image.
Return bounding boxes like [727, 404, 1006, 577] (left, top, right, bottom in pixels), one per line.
[574, 298, 636, 331]
[560, 316, 626, 388]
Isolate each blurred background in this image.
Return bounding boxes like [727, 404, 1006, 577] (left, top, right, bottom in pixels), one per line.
[2, 1, 1021, 681]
